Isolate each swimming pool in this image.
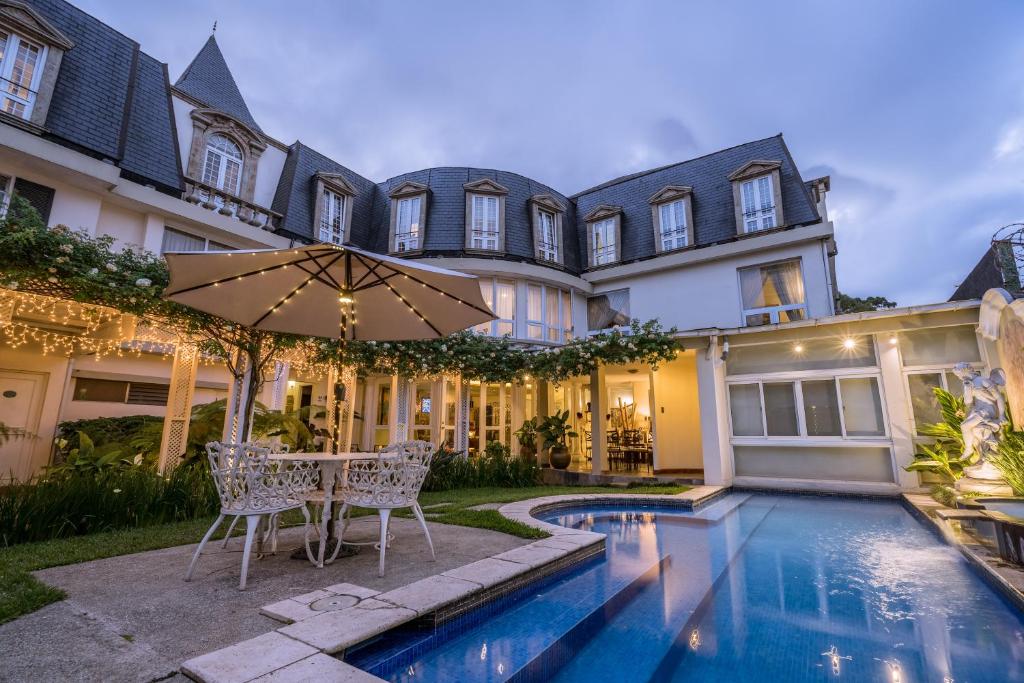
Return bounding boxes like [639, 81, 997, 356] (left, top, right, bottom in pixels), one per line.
[350, 493, 1024, 682]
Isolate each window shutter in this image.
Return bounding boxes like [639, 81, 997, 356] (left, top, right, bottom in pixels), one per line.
[126, 382, 170, 406]
[13, 178, 54, 224]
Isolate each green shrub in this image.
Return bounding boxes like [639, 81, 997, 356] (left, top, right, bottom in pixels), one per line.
[992, 429, 1024, 496]
[54, 415, 164, 470]
[905, 388, 973, 481]
[423, 442, 540, 491]
[0, 464, 217, 546]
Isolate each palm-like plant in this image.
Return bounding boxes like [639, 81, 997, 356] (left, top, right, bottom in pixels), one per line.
[905, 388, 974, 481]
[538, 410, 578, 450]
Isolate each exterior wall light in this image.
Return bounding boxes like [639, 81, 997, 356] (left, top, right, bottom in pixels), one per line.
[842, 338, 856, 350]
[793, 344, 804, 353]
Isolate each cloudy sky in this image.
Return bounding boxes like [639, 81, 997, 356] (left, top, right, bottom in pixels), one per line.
[80, 0, 1024, 306]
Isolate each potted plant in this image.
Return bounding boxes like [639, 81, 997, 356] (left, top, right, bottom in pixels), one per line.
[539, 410, 578, 470]
[514, 417, 539, 463]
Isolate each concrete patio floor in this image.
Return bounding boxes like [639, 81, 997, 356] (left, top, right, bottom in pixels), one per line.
[0, 517, 528, 683]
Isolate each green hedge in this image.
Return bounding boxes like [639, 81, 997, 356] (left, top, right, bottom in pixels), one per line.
[423, 442, 540, 491]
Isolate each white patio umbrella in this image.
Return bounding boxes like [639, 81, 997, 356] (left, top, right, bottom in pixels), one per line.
[162, 243, 495, 340]
[162, 243, 495, 443]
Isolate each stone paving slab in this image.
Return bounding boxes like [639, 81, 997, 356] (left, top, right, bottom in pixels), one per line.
[493, 542, 570, 566]
[277, 598, 417, 654]
[251, 654, 382, 682]
[375, 574, 480, 615]
[181, 631, 318, 683]
[441, 557, 528, 588]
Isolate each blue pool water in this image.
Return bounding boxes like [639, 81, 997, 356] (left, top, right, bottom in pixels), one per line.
[352, 493, 1024, 682]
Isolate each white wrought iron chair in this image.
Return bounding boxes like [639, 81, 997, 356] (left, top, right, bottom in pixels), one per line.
[185, 442, 317, 590]
[221, 442, 295, 547]
[337, 440, 436, 577]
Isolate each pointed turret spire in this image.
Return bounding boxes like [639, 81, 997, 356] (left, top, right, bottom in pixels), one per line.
[175, 35, 261, 133]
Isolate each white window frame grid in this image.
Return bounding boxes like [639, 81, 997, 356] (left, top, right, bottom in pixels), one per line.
[740, 174, 777, 233]
[902, 362, 982, 438]
[737, 258, 807, 326]
[537, 209, 559, 262]
[527, 284, 572, 343]
[0, 31, 46, 120]
[0, 173, 14, 218]
[318, 188, 345, 245]
[394, 196, 422, 252]
[470, 194, 500, 251]
[474, 277, 516, 337]
[591, 218, 617, 265]
[726, 366, 890, 445]
[658, 199, 688, 251]
[201, 134, 243, 196]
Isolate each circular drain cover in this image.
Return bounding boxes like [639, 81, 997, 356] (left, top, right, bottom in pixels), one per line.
[310, 594, 360, 612]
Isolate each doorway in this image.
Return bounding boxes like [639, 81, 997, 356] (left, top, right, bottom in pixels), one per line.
[0, 370, 48, 482]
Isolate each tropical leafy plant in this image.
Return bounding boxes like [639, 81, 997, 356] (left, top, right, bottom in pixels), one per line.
[514, 417, 539, 449]
[904, 388, 973, 481]
[47, 432, 143, 476]
[423, 442, 539, 491]
[537, 410, 578, 450]
[991, 429, 1024, 496]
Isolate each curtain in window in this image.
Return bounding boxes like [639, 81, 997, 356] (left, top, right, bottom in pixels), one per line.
[161, 227, 205, 253]
[729, 383, 764, 437]
[766, 261, 804, 306]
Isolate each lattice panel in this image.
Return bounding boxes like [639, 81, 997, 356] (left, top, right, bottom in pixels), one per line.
[158, 342, 199, 471]
[456, 377, 469, 453]
[393, 376, 409, 443]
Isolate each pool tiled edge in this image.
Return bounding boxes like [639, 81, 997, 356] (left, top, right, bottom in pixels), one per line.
[179, 486, 724, 683]
[902, 493, 1024, 613]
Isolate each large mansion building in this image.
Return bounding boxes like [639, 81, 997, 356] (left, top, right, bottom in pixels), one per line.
[0, 0, 996, 494]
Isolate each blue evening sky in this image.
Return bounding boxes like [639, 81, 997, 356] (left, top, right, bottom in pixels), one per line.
[80, 0, 1024, 306]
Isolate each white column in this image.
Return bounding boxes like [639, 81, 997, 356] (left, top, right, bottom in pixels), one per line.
[159, 342, 199, 472]
[324, 365, 338, 452]
[696, 337, 733, 486]
[389, 375, 410, 444]
[877, 334, 917, 488]
[342, 367, 357, 452]
[536, 379, 551, 467]
[141, 214, 165, 254]
[590, 367, 607, 474]
[510, 383, 525, 458]
[455, 375, 469, 455]
[268, 361, 290, 411]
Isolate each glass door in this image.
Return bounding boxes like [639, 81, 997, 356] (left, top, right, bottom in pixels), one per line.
[411, 382, 433, 443]
[373, 382, 391, 450]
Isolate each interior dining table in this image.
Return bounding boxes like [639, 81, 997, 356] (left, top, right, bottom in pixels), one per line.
[268, 451, 379, 568]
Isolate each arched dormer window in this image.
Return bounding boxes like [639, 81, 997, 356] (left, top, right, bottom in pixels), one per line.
[201, 134, 243, 195]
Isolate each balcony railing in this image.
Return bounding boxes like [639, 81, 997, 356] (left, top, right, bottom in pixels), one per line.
[184, 178, 281, 232]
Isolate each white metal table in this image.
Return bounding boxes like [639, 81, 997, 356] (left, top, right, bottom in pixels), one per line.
[269, 452, 391, 568]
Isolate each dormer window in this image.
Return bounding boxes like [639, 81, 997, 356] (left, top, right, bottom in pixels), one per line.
[395, 195, 421, 251]
[201, 134, 243, 195]
[470, 195, 499, 250]
[313, 172, 356, 246]
[530, 194, 565, 265]
[648, 185, 694, 254]
[319, 188, 345, 244]
[729, 160, 785, 235]
[0, 5, 72, 128]
[0, 31, 44, 119]
[583, 205, 622, 267]
[388, 180, 429, 254]
[463, 178, 508, 252]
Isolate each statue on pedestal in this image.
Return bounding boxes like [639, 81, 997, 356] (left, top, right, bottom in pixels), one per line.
[954, 363, 1008, 482]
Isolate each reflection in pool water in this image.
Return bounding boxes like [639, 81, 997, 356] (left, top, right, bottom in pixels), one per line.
[358, 494, 1024, 682]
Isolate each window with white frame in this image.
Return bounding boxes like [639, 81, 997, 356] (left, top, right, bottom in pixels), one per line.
[201, 134, 243, 195]
[394, 196, 422, 252]
[0, 31, 46, 120]
[658, 199, 688, 251]
[161, 227, 231, 253]
[591, 218, 617, 265]
[739, 259, 806, 326]
[728, 375, 886, 439]
[537, 210, 558, 262]
[898, 325, 982, 435]
[740, 175, 777, 232]
[319, 188, 345, 244]
[474, 278, 515, 336]
[527, 284, 572, 342]
[469, 194, 500, 250]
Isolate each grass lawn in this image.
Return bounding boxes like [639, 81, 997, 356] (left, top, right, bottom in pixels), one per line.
[0, 483, 688, 625]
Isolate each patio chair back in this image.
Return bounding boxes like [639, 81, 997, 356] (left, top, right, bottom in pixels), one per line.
[205, 442, 316, 514]
[341, 440, 435, 509]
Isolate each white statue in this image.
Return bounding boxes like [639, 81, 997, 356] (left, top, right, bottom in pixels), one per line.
[954, 362, 1008, 481]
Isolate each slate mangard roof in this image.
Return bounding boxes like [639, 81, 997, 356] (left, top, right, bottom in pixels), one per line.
[174, 35, 262, 133]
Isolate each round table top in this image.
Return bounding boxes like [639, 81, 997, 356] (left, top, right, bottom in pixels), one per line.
[267, 452, 378, 462]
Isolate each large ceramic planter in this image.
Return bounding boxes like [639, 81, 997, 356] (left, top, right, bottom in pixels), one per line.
[549, 444, 570, 470]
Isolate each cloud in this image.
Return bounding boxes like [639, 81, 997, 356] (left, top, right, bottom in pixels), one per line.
[995, 119, 1024, 159]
